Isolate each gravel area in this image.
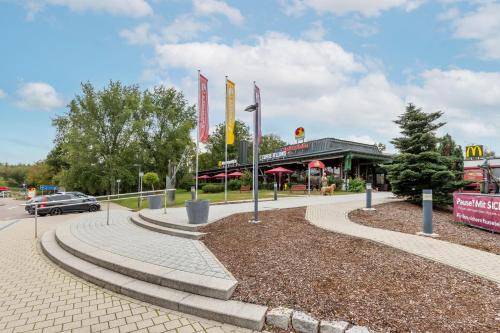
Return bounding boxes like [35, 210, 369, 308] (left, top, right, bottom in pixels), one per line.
[201, 207, 500, 333]
[349, 201, 500, 255]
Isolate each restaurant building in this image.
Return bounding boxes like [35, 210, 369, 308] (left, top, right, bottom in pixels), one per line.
[199, 137, 392, 190]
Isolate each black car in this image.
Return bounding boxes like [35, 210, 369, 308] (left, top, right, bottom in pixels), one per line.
[25, 193, 100, 216]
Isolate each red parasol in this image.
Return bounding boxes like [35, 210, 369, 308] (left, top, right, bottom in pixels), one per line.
[264, 167, 293, 174]
[212, 173, 226, 179]
[0, 186, 10, 191]
[228, 171, 242, 177]
[193, 175, 211, 180]
[308, 160, 325, 169]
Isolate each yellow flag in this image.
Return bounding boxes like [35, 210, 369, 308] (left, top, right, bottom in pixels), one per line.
[226, 79, 235, 145]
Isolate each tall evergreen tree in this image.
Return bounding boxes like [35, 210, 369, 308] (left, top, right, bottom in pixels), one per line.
[387, 104, 465, 205]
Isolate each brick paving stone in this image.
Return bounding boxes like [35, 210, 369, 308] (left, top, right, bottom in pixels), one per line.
[0, 210, 266, 333]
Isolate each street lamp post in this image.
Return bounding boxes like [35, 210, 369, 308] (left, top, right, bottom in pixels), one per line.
[116, 179, 121, 198]
[244, 103, 259, 223]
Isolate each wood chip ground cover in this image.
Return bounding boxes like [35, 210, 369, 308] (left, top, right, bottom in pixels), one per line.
[349, 201, 500, 254]
[201, 208, 500, 333]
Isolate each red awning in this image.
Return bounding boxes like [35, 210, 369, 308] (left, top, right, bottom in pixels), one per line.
[308, 160, 325, 169]
[265, 167, 293, 175]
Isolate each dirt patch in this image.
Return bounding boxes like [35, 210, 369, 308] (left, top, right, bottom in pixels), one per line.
[201, 207, 500, 333]
[349, 201, 500, 255]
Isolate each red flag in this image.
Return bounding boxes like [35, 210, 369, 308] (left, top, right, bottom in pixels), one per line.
[254, 84, 261, 145]
[198, 73, 209, 143]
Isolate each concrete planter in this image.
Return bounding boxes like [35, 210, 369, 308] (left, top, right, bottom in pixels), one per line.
[185, 200, 209, 224]
[148, 195, 163, 210]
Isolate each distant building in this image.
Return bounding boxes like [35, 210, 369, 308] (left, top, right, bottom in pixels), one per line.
[200, 137, 392, 190]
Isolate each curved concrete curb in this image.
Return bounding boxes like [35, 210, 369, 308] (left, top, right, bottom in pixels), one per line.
[140, 210, 204, 231]
[41, 229, 267, 330]
[131, 214, 206, 239]
[55, 222, 236, 300]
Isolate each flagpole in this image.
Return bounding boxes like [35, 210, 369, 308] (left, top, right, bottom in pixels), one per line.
[195, 70, 200, 200]
[224, 76, 228, 203]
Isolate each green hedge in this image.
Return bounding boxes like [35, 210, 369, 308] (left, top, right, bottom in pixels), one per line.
[348, 177, 366, 192]
[201, 184, 225, 193]
[228, 179, 241, 191]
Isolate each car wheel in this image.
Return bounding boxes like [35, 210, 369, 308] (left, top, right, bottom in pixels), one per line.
[50, 208, 63, 216]
[39, 213, 47, 217]
[89, 205, 98, 212]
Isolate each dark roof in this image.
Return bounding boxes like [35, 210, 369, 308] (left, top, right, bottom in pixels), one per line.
[200, 137, 391, 174]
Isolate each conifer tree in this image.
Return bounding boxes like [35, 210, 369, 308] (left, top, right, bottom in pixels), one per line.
[387, 104, 465, 205]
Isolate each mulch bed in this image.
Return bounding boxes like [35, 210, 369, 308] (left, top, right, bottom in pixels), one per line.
[201, 208, 500, 333]
[349, 201, 500, 255]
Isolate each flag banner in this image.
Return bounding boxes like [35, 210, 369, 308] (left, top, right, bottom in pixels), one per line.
[254, 84, 261, 145]
[199, 73, 209, 144]
[226, 79, 235, 145]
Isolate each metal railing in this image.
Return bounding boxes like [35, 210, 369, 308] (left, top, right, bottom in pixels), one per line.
[20, 189, 176, 238]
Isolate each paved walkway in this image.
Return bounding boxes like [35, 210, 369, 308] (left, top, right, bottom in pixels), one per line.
[306, 200, 500, 284]
[70, 211, 232, 280]
[0, 213, 254, 333]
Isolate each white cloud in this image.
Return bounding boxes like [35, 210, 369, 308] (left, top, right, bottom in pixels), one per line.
[43, 0, 152, 18]
[121, 16, 208, 45]
[281, 0, 425, 17]
[345, 135, 376, 145]
[343, 17, 379, 37]
[301, 21, 326, 41]
[405, 69, 500, 139]
[448, 2, 500, 59]
[153, 34, 405, 141]
[193, 0, 244, 25]
[16, 82, 64, 111]
[0, 89, 6, 99]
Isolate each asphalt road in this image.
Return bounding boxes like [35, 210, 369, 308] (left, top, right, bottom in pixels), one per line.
[0, 197, 29, 221]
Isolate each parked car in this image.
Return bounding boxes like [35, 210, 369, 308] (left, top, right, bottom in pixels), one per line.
[25, 193, 100, 216]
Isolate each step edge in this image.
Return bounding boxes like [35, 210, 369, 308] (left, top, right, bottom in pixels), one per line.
[41, 230, 266, 331]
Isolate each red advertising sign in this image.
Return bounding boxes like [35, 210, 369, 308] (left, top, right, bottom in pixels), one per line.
[199, 73, 209, 144]
[453, 193, 500, 232]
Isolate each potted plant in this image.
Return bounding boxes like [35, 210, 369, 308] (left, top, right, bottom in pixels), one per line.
[185, 185, 209, 224]
[143, 172, 162, 209]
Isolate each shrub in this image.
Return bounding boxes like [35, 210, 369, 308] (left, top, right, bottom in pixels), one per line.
[228, 179, 241, 191]
[328, 176, 343, 191]
[240, 170, 252, 186]
[201, 184, 224, 193]
[348, 177, 366, 192]
[178, 174, 194, 192]
[143, 172, 160, 190]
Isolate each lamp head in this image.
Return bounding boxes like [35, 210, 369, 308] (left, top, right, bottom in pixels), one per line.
[244, 103, 258, 112]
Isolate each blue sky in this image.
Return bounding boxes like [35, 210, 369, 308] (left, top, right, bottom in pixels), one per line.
[1, 0, 500, 163]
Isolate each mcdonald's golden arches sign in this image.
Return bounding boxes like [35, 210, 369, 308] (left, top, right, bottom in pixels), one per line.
[465, 145, 483, 159]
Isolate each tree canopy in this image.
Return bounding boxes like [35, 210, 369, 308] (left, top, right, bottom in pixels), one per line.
[386, 103, 466, 205]
[51, 81, 196, 195]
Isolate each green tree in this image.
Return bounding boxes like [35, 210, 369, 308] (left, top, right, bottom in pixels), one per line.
[53, 81, 140, 195]
[26, 162, 54, 186]
[386, 103, 466, 205]
[259, 134, 287, 155]
[0, 176, 7, 186]
[143, 172, 160, 190]
[136, 86, 196, 185]
[204, 120, 251, 169]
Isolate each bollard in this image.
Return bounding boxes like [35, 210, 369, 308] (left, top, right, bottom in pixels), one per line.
[191, 186, 196, 201]
[423, 189, 432, 234]
[34, 203, 38, 239]
[417, 189, 438, 237]
[362, 183, 375, 211]
[366, 183, 372, 208]
[107, 194, 110, 226]
[273, 182, 278, 201]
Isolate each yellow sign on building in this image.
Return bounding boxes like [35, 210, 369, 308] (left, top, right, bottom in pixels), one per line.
[465, 145, 483, 159]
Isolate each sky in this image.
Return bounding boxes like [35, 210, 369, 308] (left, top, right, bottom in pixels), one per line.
[1, 0, 500, 164]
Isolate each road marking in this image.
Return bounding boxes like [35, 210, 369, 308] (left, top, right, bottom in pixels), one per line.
[0, 219, 21, 231]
